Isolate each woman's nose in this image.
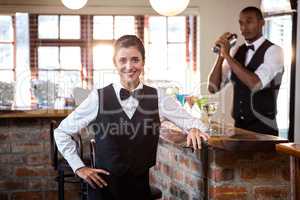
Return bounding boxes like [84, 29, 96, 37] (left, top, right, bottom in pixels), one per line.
[124, 61, 132, 69]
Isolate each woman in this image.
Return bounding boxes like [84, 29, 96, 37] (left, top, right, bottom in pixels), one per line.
[54, 35, 209, 200]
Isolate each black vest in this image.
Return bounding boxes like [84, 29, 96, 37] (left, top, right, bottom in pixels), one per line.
[90, 84, 161, 176]
[231, 40, 282, 128]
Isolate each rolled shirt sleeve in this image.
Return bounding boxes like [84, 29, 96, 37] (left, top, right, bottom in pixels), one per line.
[254, 45, 284, 89]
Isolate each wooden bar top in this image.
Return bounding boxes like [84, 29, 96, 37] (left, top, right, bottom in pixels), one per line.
[276, 143, 300, 158]
[0, 109, 73, 118]
[160, 121, 288, 152]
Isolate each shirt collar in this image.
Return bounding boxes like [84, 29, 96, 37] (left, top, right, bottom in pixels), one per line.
[245, 35, 265, 51]
[113, 79, 143, 97]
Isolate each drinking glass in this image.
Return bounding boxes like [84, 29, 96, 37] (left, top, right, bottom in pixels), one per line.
[201, 102, 218, 134]
[195, 96, 218, 135]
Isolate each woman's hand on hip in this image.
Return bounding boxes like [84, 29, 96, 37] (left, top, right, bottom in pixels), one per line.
[75, 166, 110, 189]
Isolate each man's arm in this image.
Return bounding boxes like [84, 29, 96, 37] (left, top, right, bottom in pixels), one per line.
[224, 54, 262, 91]
[215, 33, 262, 91]
[208, 55, 225, 93]
[208, 32, 234, 94]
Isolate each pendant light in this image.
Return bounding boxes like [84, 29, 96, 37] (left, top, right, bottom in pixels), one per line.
[149, 0, 190, 16]
[61, 0, 88, 10]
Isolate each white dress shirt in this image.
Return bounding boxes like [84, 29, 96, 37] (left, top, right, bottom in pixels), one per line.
[222, 36, 284, 88]
[54, 81, 206, 172]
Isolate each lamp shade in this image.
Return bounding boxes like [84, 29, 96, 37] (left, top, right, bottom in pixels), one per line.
[149, 0, 190, 16]
[61, 0, 88, 10]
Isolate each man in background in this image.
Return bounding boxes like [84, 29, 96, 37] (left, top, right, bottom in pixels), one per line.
[208, 6, 284, 136]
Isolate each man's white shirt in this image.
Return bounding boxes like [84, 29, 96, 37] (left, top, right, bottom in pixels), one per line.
[221, 36, 284, 88]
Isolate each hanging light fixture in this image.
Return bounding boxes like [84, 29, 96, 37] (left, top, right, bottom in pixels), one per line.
[61, 0, 88, 10]
[149, 0, 190, 16]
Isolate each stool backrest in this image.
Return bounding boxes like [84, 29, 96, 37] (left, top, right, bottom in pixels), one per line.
[90, 139, 96, 168]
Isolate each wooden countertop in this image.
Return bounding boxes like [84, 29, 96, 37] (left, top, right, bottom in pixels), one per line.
[0, 109, 289, 152]
[276, 143, 300, 158]
[160, 121, 288, 152]
[0, 109, 73, 118]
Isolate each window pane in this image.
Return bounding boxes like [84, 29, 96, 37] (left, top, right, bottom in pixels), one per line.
[38, 47, 59, 69]
[167, 44, 186, 69]
[93, 44, 114, 68]
[146, 43, 167, 80]
[264, 15, 292, 138]
[168, 17, 186, 43]
[0, 15, 13, 42]
[60, 15, 80, 39]
[60, 47, 81, 70]
[0, 44, 13, 69]
[114, 16, 135, 39]
[39, 70, 60, 84]
[0, 70, 13, 83]
[148, 16, 167, 43]
[93, 16, 113, 40]
[38, 15, 58, 39]
[60, 71, 82, 97]
[93, 69, 118, 88]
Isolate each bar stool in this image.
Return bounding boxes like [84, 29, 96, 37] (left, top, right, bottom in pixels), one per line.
[49, 120, 88, 200]
[89, 139, 162, 199]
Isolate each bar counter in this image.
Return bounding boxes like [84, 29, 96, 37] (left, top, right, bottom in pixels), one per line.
[150, 121, 290, 200]
[0, 108, 72, 118]
[0, 109, 291, 200]
[276, 143, 300, 200]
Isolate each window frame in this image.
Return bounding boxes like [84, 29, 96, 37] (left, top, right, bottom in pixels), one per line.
[29, 14, 197, 91]
[0, 15, 16, 82]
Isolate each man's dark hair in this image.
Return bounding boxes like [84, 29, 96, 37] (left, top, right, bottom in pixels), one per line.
[241, 6, 264, 20]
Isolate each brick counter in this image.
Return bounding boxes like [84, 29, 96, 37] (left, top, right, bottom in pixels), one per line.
[150, 122, 291, 200]
[0, 110, 85, 200]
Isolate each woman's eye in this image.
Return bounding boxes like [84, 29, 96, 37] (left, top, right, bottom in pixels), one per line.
[119, 58, 127, 64]
[132, 57, 140, 63]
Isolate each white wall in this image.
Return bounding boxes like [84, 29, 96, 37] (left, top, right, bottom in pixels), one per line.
[0, 0, 260, 124]
[294, 0, 300, 143]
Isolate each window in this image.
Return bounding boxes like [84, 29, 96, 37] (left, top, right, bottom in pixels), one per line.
[0, 14, 197, 108]
[35, 15, 83, 97]
[0, 15, 15, 83]
[9, 14, 196, 107]
[92, 16, 135, 88]
[144, 16, 197, 92]
[264, 15, 292, 139]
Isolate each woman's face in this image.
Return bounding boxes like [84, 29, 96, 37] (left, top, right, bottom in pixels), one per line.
[114, 46, 144, 88]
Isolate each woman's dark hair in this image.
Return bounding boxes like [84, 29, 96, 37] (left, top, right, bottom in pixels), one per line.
[113, 35, 145, 64]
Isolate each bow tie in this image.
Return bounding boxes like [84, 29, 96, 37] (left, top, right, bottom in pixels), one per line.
[119, 88, 143, 101]
[246, 45, 255, 51]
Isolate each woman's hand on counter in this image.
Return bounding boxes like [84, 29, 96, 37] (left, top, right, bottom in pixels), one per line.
[186, 128, 210, 150]
[75, 166, 110, 189]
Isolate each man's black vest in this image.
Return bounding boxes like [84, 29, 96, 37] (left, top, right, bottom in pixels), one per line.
[91, 84, 161, 176]
[231, 40, 282, 127]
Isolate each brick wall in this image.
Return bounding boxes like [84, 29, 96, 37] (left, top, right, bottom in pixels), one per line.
[150, 133, 291, 200]
[0, 118, 83, 200]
